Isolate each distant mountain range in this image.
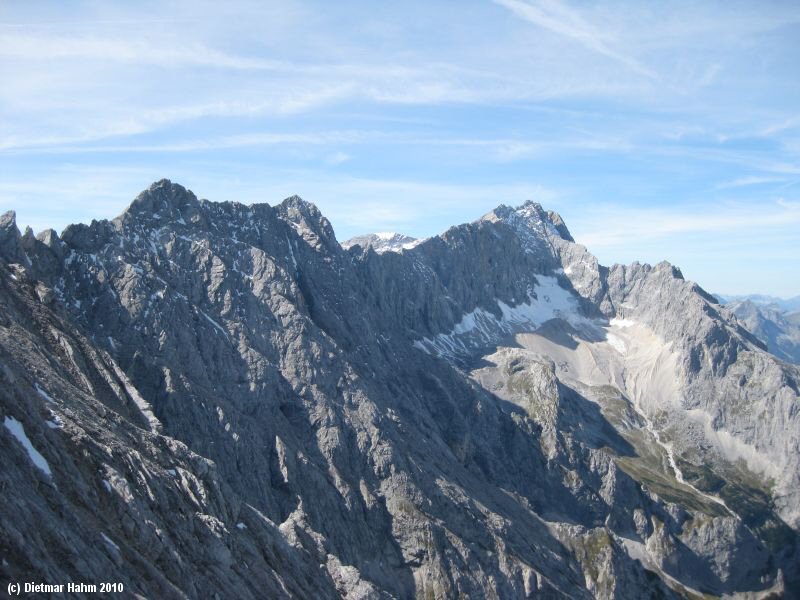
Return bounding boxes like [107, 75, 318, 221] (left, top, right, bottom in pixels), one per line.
[715, 296, 800, 365]
[342, 231, 422, 253]
[715, 293, 800, 313]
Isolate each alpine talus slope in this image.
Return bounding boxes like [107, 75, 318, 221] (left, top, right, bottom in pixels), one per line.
[1, 180, 797, 598]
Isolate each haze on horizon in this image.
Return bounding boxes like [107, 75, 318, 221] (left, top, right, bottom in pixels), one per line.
[1, 0, 799, 297]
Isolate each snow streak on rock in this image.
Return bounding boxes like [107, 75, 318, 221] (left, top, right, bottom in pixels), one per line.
[414, 275, 582, 359]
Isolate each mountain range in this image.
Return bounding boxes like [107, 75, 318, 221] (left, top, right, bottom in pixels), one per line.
[1, 180, 797, 598]
[715, 294, 800, 314]
[714, 297, 800, 366]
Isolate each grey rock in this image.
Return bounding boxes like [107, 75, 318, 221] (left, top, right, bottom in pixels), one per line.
[0, 211, 21, 262]
[0, 181, 796, 598]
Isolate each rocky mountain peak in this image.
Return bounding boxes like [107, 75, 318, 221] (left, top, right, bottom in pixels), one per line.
[275, 194, 337, 249]
[278, 193, 315, 212]
[485, 199, 543, 222]
[477, 201, 573, 258]
[545, 208, 574, 242]
[0, 210, 21, 260]
[120, 179, 201, 224]
[482, 200, 574, 244]
[36, 228, 62, 249]
[0, 209, 17, 230]
[516, 198, 547, 216]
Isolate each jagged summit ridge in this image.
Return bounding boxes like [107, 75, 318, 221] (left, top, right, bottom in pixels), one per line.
[122, 180, 329, 235]
[275, 194, 337, 249]
[14, 180, 570, 262]
[482, 200, 574, 251]
[125, 178, 200, 215]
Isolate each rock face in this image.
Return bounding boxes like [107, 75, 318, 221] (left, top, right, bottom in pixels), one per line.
[0, 180, 797, 598]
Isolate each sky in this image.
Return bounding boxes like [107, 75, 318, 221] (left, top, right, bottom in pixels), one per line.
[1, 0, 799, 297]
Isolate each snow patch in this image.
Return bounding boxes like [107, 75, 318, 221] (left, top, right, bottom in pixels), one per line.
[414, 276, 582, 360]
[285, 235, 298, 270]
[4, 416, 52, 477]
[108, 361, 162, 433]
[200, 310, 230, 341]
[45, 410, 64, 429]
[101, 532, 120, 553]
[610, 317, 637, 328]
[34, 383, 55, 404]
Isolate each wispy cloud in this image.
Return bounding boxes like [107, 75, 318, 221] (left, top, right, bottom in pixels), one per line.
[575, 200, 800, 248]
[324, 152, 351, 166]
[0, 131, 370, 154]
[759, 117, 800, 137]
[716, 176, 789, 189]
[0, 32, 287, 70]
[288, 176, 561, 237]
[0, 129, 640, 160]
[493, 0, 657, 79]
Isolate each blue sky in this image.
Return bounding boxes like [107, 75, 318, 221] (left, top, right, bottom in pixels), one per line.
[1, 0, 799, 296]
